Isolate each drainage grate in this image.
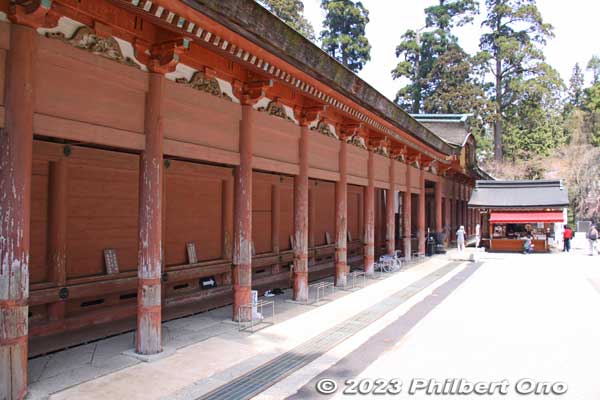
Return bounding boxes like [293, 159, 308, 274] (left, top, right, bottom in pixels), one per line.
[197, 261, 463, 400]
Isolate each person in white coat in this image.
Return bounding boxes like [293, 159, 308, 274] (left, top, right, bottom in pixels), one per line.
[456, 226, 466, 252]
[475, 224, 481, 248]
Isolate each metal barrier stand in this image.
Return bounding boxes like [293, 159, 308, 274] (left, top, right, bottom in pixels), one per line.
[238, 299, 275, 333]
[309, 281, 335, 304]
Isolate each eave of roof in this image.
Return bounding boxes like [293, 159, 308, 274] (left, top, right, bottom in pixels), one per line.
[184, 0, 456, 156]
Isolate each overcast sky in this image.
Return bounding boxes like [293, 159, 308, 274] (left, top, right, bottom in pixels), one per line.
[302, 0, 600, 101]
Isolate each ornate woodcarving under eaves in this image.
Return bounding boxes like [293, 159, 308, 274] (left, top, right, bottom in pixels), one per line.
[311, 119, 337, 139]
[258, 99, 292, 120]
[347, 134, 367, 150]
[46, 26, 139, 69]
[175, 71, 231, 100]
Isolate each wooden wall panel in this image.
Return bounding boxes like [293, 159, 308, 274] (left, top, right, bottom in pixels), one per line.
[35, 41, 146, 135]
[30, 160, 49, 284]
[347, 145, 368, 182]
[394, 161, 407, 189]
[308, 132, 339, 178]
[165, 161, 227, 265]
[253, 111, 300, 174]
[163, 80, 240, 156]
[347, 186, 363, 242]
[312, 180, 335, 246]
[252, 173, 274, 254]
[66, 157, 139, 279]
[373, 153, 389, 186]
[279, 182, 294, 251]
[410, 166, 421, 192]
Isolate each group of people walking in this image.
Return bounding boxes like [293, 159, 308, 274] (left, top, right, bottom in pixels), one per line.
[562, 224, 599, 255]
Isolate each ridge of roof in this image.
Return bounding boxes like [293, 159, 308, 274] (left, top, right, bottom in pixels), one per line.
[184, 0, 456, 156]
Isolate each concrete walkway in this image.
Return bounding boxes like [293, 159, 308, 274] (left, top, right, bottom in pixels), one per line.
[27, 255, 455, 399]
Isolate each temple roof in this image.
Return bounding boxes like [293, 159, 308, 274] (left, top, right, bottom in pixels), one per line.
[184, 0, 456, 156]
[468, 180, 569, 209]
[411, 114, 472, 147]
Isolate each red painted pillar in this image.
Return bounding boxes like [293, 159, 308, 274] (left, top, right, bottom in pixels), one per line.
[451, 180, 457, 241]
[418, 168, 426, 254]
[386, 158, 396, 255]
[445, 195, 451, 245]
[1, 24, 36, 400]
[233, 104, 254, 319]
[435, 178, 443, 233]
[47, 160, 68, 321]
[137, 73, 164, 355]
[293, 125, 309, 301]
[363, 151, 375, 275]
[335, 140, 348, 287]
[403, 166, 412, 260]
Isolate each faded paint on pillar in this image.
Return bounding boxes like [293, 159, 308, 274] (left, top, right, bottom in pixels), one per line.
[293, 125, 309, 301]
[451, 180, 457, 241]
[445, 196, 452, 246]
[418, 168, 426, 254]
[435, 178, 443, 233]
[1, 24, 36, 400]
[403, 164, 412, 261]
[335, 140, 348, 287]
[363, 151, 375, 275]
[233, 105, 253, 320]
[47, 160, 68, 321]
[137, 73, 164, 355]
[386, 158, 395, 255]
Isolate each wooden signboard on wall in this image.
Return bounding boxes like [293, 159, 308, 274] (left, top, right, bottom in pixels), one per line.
[186, 242, 198, 264]
[103, 249, 119, 275]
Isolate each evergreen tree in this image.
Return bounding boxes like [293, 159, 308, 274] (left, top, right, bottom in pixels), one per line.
[568, 63, 585, 108]
[320, 0, 371, 72]
[258, 0, 316, 41]
[587, 55, 600, 84]
[478, 0, 554, 161]
[391, 0, 478, 113]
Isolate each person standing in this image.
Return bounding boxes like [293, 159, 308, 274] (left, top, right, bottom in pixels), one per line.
[475, 223, 481, 249]
[588, 225, 598, 256]
[456, 225, 466, 252]
[523, 234, 534, 254]
[563, 225, 573, 252]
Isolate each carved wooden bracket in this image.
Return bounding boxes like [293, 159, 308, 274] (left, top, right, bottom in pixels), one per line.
[134, 37, 190, 73]
[233, 79, 273, 105]
[407, 153, 421, 168]
[258, 97, 292, 120]
[368, 136, 390, 157]
[9, 0, 59, 29]
[338, 123, 362, 141]
[294, 105, 326, 126]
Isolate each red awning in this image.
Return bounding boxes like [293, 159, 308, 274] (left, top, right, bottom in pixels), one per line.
[489, 212, 564, 224]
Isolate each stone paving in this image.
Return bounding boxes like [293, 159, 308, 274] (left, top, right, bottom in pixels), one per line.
[27, 256, 435, 399]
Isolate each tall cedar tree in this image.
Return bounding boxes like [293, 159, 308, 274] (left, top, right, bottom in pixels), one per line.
[391, 0, 479, 113]
[258, 0, 316, 41]
[478, 0, 553, 161]
[320, 0, 371, 72]
[568, 63, 585, 108]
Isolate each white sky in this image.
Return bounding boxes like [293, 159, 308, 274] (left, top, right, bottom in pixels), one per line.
[302, 0, 600, 101]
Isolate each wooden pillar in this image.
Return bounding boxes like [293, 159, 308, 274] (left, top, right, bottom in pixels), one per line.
[293, 125, 309, 301]
[386, 159, 395, 255]
[222, 177, 234, 261]
[363, 151, 375, 275]
[445, 195, 451, 245]
[47, 160, 68, 321]
[403, 166, 412, 260]
[418, 168, 426, 254]
[137, 73, 164, 355]
[0, 24, 36, 400]
[308, 184, 316, 248]
[233, 104, 254, 320]
[335, 140, 348, 286]
[271, 183, 280, 254]
[435, 178, 443, 233]
[451, 180, 457, 241]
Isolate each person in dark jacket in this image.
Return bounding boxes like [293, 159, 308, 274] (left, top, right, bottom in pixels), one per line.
[563, 225, 573, 252]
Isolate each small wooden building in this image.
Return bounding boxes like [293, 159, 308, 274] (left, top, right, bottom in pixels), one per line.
[468, 180, 569, 252]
